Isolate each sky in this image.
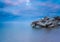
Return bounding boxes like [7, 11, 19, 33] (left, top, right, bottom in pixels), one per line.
[0, 0, 60, 21]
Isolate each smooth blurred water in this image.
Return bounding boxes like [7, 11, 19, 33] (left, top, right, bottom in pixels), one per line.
[0, 21, 60, 42]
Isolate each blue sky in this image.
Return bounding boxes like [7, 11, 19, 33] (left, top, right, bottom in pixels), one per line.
[0, 0, 60, 21]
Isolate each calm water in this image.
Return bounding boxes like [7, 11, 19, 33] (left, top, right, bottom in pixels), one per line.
[0, 21, 60, 42]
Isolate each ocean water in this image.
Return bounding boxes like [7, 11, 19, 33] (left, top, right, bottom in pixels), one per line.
[0, 21, 60, 42]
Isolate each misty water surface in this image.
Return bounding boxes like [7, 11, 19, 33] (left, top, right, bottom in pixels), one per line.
[0, 21, 60, 42]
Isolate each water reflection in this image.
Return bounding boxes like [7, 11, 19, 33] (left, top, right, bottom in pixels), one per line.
[0, 21, 60, 42]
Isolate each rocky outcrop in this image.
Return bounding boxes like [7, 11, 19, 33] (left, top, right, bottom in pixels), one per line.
[31, 16, 60, 28]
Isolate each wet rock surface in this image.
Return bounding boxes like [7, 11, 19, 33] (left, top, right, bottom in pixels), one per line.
[31, 16, 60, 28]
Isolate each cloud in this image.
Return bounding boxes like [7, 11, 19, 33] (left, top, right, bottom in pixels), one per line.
[0, 2, 7, 8]
[4, 0, 29, 6]
[0, 0, 60, 20]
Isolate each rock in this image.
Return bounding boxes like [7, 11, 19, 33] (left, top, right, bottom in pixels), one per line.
[31, 16, 60, 28]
